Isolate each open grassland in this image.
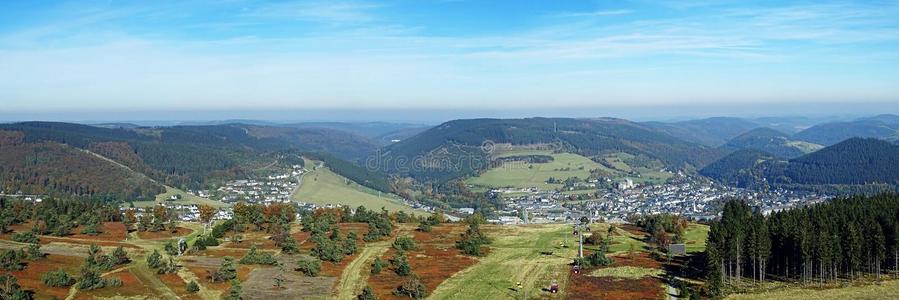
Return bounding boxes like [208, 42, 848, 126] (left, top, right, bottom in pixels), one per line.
[684, 223, 710, 253]
[429, 224, 576, 300]
[466, 153, 605, 190]
[726, 279, 899, 300]
[582, 223, 651, 254]
[468, 151, 673, 193]
[598, 152, 673, 184]
[291, 159, 424, 215]
[589, 266, 663, 279]
[131, 185, 229, 208]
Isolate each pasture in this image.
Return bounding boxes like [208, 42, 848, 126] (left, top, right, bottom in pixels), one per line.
[290, 159, 424, 215]
[465, 153, 605, 191]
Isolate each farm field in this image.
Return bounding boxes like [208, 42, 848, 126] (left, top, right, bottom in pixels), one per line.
[291, 159, 424, 215]
[131, 185, 229, 208]
[466, 152, 607, 191]
[597, 152, 673, 185]
[467, 151, 674, 193]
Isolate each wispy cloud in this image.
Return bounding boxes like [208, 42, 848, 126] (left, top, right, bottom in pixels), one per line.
[243, 1, 382, 25]
[554, 9, 632, 18]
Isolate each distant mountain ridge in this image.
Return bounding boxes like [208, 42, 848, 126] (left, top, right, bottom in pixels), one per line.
[794, 114, 899, 145]
[722, 127, 823, 158]
[643, 117, 761, 147]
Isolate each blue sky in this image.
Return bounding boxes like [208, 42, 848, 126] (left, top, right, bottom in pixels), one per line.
[1, 0, 898, 117]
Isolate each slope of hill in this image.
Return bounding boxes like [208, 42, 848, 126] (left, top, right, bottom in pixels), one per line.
[699, 149, 774, 189]
[0, 122, 380, 191]
[794, 114, 899, 145]
[290, 158, 423, 214]
[643, 117, 760, 147]
[379, 117, 724, 181]
[702, 138, 899, 190]
[0, 130, 164, 200]
[723, 127, 823, 158]
[774, 138, 899, 185]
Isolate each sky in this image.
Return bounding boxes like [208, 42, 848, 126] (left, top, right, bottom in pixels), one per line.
[1, 0, 898, 122]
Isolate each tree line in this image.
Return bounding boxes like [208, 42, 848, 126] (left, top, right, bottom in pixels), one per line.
[706, 194, 899, 296]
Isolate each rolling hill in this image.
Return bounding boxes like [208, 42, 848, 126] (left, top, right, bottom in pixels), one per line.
[702, 138, 899, 190]
[794, 114, 899, 145]
[643, 117, 761, 147]
[0, 130, 164, 200]
[0, 122, 380, 192]
[378, 117, 725, 182]
[722, 127, 823, 158]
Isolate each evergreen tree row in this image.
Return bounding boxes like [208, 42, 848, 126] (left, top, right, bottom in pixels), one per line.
[706, 194, 899, 296]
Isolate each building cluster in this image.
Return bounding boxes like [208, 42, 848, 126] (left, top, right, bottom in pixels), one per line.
[491, 175, 831, 224]
[215, 165, 303, 204]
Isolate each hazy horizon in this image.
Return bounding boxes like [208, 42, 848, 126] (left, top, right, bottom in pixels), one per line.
[1, 101, 896, 125]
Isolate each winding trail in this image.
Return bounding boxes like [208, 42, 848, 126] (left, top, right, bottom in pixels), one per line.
[335, 240, 391, 300]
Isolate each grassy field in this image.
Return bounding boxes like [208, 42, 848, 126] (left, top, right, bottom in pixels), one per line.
[727, 280, 899, 300]
[589, 266, 663, 279]
[130, 185, 229, 208]
[598, 152, 673, 184]
[466, 152, 606, 191]
[684, 223, 710, 253]
[467, 151, 673, 192]
[291, 159, 424, 215]
[429, 224, 576, 300]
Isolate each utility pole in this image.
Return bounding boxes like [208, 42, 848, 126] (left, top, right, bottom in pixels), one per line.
[579, 226, 584, 258]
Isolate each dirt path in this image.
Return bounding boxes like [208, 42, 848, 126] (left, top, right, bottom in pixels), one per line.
[335, 240, 391, 300]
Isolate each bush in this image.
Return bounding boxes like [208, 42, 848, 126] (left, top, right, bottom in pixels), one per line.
[23, 243, 44, 260]
[157, 257, 178, 274]
[224, 279, 242, 300]
[164, 240, 179, 256]
[358, 285, 377, 300]
[371, 257, 384, 274]
[147, 249, 162, 269]
[0, 249, 25, 271]
[112, 246, 129, 265]
[392, 236, 418, 252]
[390, 253, 411, 276]
[416, 222, 432, 232]
[41, 268, 75, 287]
[239, 246, 277, 265]
[280, 236, 299, 255]
[0, 274, 30, 300]
[296, 257, 322, 277]
[210, 257, 237, 282]
[11, 232, 38, 244]
[186, 280, 200, 293]
[394, 275, 427, 299]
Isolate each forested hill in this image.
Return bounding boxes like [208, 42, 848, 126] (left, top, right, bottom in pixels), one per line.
[779, 138, 899, 185]
[794, 114, 899, 146]
[0, 122, 379, 191]
[0, 130, 164, 200]
[702, 138, 899, 190]
[722, 127, 823, 158]
[379, 117, 725, 181]
[699, 149, 774, 189]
